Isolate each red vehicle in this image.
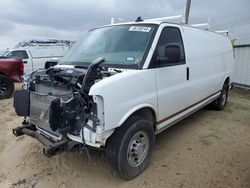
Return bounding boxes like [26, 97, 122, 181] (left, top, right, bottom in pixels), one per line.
[0, 59, 24, 99]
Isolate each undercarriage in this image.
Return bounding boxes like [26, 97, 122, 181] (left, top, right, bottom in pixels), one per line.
[13, 123, 78, 157]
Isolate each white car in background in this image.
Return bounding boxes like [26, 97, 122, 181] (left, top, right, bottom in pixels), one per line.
[1, 39, 74, 73]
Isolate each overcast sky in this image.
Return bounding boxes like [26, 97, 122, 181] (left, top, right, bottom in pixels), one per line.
[0, 0, 249, 50]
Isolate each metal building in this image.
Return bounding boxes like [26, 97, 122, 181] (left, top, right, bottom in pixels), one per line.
[233, 44, 250, 88]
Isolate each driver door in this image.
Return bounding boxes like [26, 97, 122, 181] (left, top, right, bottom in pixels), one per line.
[153, 26, 190, 130]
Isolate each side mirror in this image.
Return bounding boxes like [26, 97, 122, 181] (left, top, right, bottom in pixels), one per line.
[23, 61, 27, 64]
[157, 43, 181, 64]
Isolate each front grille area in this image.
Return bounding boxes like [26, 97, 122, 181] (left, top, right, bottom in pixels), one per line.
[29, 92, 61, 137]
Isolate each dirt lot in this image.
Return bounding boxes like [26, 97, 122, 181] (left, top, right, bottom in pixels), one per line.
[0, 86, 249, 188]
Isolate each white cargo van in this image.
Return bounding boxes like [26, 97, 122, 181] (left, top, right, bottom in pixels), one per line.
[13, 19, 234, 179]
[1, 40, 73, 73]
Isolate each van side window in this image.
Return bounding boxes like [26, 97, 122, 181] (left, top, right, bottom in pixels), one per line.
[154, 27, 185, 67]
[6, 50, 28, 59]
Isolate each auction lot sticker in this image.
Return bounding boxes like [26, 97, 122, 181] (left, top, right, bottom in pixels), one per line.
[129, 26, 151, 32]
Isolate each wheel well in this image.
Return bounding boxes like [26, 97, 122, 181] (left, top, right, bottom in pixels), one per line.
[105, 107, 156, 147]
[127, 107, 156, 131]
[224, 77, 230, 85]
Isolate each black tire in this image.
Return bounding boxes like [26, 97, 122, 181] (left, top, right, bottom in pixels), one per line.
[212, 83, 229, 111]
[105, 116, 155, 180]
[0, 74, 14, 99]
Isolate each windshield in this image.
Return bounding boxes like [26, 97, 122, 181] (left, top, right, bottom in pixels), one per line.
[61, 24, 157, 68]
[3, 50, 29, 59]
[0, 50, 9, 57]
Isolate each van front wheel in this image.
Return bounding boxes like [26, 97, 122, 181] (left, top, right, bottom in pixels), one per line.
[105, 116, 155, 179]
[212, 83, 229, 110]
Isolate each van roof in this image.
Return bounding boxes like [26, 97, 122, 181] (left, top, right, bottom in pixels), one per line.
[103, 20, 170, 26]
[99, 20, 229, 38]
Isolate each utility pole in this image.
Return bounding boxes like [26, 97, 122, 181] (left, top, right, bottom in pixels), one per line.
[182, 0, 191, 24]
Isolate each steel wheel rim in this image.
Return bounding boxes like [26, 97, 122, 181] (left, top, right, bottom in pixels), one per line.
[127, 131, 149, 167]
[0, 80, 7, 95]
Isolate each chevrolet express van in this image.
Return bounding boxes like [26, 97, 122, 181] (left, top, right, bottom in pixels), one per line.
[13, 19, 234, 179]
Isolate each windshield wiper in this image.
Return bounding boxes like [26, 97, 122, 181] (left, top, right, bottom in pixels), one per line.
[112, 69, 122, 73]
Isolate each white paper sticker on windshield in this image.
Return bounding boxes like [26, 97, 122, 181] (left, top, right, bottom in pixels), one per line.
[129, 26, 151, 32]
[126, 57, 135, 61]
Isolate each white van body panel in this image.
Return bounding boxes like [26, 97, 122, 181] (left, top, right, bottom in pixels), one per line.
[153, 24, 189, 125]
[89, 69, 158, 131]
[88, 23, 234, 142]
[156, 91, 220, 133]
[155, 63, 189, 121]
[182, 26, 234, 105]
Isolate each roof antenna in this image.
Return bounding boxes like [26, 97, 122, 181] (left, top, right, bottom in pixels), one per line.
[135, 16, 143, 22]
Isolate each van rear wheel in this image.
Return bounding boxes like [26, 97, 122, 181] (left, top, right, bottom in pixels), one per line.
[212, 83, 229, 111]
[105, 116, 155, 179]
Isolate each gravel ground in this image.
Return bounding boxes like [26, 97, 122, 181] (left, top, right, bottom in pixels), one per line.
[0, 86, 249, 188]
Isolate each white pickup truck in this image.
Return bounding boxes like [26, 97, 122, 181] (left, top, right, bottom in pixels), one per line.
[13, 19, 234, 179]
[1, 40, 72, 73]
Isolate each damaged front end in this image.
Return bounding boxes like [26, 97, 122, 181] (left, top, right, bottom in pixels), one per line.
[13, 57, 111, 157]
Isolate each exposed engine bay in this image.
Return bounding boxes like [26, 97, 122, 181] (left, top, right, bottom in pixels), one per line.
[13, 58, 117, 157]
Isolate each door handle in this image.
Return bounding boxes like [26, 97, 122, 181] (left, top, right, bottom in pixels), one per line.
[186, 67, 189, 80]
